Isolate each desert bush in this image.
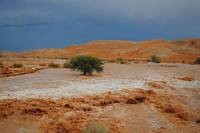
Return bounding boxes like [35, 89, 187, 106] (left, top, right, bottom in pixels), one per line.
[116, 58, 123, 62]
[116, 58, 124, 63]
[48, 62, 59, 68]
[70, 55, 104, 75]
[115, 58, 126, 64]
[196, 118, 200, 124]
[126, 96, 146, 104]
[150, 55, 160, 63]
[127, 59, 135, 62]
[0, 62, 3, 68]
[13, 63, 23, 68]
[126, 98, 137, 104]
[63, 61, 72, 68]
[194, 57, 200, 64]
[84, 121, 109, 133]
[109, 59, 116, 63]
[163, 107, 176, 113]
[109, 58, 126, 64]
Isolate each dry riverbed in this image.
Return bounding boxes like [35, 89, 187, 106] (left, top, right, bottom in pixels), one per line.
[0, 63, 200, 132]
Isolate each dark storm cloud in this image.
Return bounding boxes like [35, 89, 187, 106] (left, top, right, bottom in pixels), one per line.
[1, 0, 200, 26]
[0, 0, 199, 51]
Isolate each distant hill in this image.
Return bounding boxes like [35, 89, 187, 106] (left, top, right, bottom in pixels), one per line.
[1, 38, 200, 63]
[0, 51, 19, 58]
[171, 38, 200, 49]
[20, 48, 67, 58]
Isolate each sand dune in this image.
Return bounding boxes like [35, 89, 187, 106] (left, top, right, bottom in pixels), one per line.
[1, 38, 200, 63]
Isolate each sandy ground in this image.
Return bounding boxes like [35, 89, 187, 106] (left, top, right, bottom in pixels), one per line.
[0, 63, 200, 99]
[0, 63, 200, 133]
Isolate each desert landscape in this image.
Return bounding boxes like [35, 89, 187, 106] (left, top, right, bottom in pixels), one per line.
[0, 39, 200, 133]
[1, 0, 200, 132]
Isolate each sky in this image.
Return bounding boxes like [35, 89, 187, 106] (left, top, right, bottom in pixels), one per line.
[0, 0, 200, 51]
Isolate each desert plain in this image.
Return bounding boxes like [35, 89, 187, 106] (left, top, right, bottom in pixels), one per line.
[0, 39, 200, 133]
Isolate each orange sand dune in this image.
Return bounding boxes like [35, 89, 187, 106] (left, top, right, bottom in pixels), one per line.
[1, 38, 200, 63]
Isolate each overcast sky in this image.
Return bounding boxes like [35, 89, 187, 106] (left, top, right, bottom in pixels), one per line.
[0, 0, 200, 51]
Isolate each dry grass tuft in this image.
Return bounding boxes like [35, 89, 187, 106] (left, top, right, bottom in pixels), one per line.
[44, 121, 72, 133]
[134, 96, 146, 103]
[154, 100, 191, 121]
[126, 95, 146, 104]
[163, 107, 176, 113]
[149, 82, 164, 89]
[126, 98, 137, 104]
[21, 108, 47, 116]
[176, 76, 194, 81]
[176, 112, 190, 121]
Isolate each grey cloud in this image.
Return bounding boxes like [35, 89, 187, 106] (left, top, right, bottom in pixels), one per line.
[46, 0, 200, 21]
[0, 0, 200, 26]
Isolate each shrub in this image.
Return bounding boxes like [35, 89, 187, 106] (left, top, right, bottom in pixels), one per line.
[63, 62, 72, 68]
[70, 55, 104, 75]
[127, 59, 135, 62]
[13, 63, 23, 68]
[150, 55, 160, 63]
[116, 58, 123, 62]
[196, 118, 200, 124]
[0, 62, 3, 68]
[115, 58, 126, 64]
[84, 121, 109, 133]
[117, 58, 125, 63]
[48, 62, 59, 68]
[194, 57, 200, 64]
[109, 59, 116, 63]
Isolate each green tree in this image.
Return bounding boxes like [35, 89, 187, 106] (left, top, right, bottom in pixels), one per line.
[70, 55, 104, 75]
